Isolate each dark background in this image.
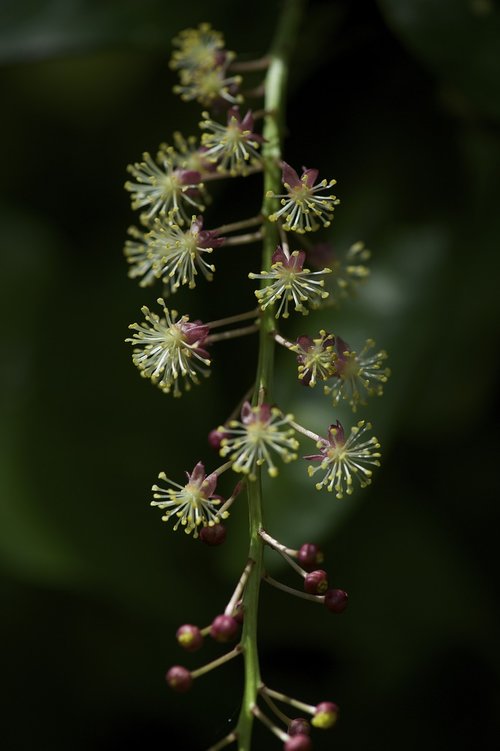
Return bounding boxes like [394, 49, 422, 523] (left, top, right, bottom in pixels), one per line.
[1, 1, 499, 749]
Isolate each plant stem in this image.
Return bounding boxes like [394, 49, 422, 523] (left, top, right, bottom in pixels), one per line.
[235, 2, 305, 749]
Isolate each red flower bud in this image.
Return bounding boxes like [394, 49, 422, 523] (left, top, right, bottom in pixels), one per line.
[210, 614, 239, 643]
[312, 701, 339, 729]
[200, 524, 227, 546]
[323, 589, 348, 614]
[166, 665, 192, 693]
[288, 718, 311, 737]
[284, 734, 312, 751]
[176, 624, 203, 652]
[297, 543, 324, 571]
[304, 569, 329, 594]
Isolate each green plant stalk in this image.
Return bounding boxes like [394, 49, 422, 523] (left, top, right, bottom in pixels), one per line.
[236, 1, 305, 749]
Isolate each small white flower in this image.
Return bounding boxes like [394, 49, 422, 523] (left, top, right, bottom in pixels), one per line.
[126, 298, 211, 397]
[267, 162, 339, 233]
[249, 247, 331, 318]
[219, 401, 299, 480]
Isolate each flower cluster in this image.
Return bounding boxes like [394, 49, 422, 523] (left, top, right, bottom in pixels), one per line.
[123, 16, 390, 751]
[170, 23, 241, 107]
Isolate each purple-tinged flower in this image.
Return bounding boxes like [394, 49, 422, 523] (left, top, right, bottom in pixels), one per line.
[267, 162, 339, 233]
[307, 240, 371, 304]
[305, 419, 381, 498]
[170, 24, 229, 76]
[158, 132, 216, 176]
[294, 330, 337, 387]
[174, 65, 242, 108]
[125, 150, 204, 224]
[147, 214, 224, 294]
[323, 336, 390, 412]
[123, 224, 161, 288]
[219, 401, 298, 480]
[126, 298, 211, 396]
[200, 107, 264, 175]
[249, 246, 331, 318]
[151, 461, 227, 537]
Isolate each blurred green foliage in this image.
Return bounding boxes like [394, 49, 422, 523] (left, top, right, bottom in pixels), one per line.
[1, 1, 499, 749]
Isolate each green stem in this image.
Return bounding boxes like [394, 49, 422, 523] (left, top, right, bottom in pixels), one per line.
[235, 2, 305, 749]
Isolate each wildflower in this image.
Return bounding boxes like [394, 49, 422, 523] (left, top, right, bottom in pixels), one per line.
[123, 224, 161, 288]
[151, 461, 226, 537]
[307, 241, 371, 303]
[157, 132, 215, 175]
[219, 401, 299, 480]
[148, 215, 224, 293]
[170, 23, 230, 76]
[294, 330, 337, 387]
[249, 246, 331, 318]
[323, 337, 390, 411]
[305, 419, 381, 498]
[126, 298, 210, 397]
[267, 162, 339, 233]
[125, 151, 203, 223]
[174, 67, 242, 108]
[200, 108, 263, 175]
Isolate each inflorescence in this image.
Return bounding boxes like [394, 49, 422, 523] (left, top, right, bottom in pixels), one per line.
[122, 14, 390, 751]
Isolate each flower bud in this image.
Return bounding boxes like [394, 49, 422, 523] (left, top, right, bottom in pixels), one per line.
[284, 734, 312, 751]
[208, 428, 228, 451]
[297, 543, 324, 571]
[232, 600, 245, 624]
[176, 624, 203, 652]
[210, 614, 239, 643]
[311, 701, 339, 729]
[166, 665, 192, 693]
[288, 718, 311, 737]
[200, 524, 227, 546]
[304, 569, 328, 594]
[323, 589, 348, 614]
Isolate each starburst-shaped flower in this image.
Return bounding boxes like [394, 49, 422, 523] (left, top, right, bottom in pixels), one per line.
[323, 337, 390, 411]
[123, 224, 161, 288]
[306, 241, 371, 304]
[125, 151, 203, 223]
[170, 23, 230, 76]
[151, 461, 226, 537]
[305, 420, 381, 498]
[249, 246, 331, 318]
[294, 330, 337, 387]
[174, 67, 242, 108]
[126, 298, 210, 397]
[219, 401, 299, 480]
[267, 162, 339, 233]
[200, 108, 263, 175]
[157, 132, 215, 175]
[148, 215, 224, 293]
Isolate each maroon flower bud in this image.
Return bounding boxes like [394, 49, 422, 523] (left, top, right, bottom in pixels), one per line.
[176, 624, 203, 652]
[297, 543, 324, 571]
[304, 569, 329, 595]
[324, 589, 348, 614]
[208, 428, 228, 451]
[284, 734, 312, 751]
[232, 600, 245, 624]
[288, 718, 311, 737]
[166, 665, 192, 693]
[210, 614, 239, 643]
[311, 701, 339, 729]
[199, 524, 227, 546]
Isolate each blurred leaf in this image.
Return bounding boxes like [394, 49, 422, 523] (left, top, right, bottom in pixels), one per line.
[377, 0, 500, 119]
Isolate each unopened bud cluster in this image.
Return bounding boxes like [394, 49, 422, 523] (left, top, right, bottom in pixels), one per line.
[122, 15, 389, 751]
